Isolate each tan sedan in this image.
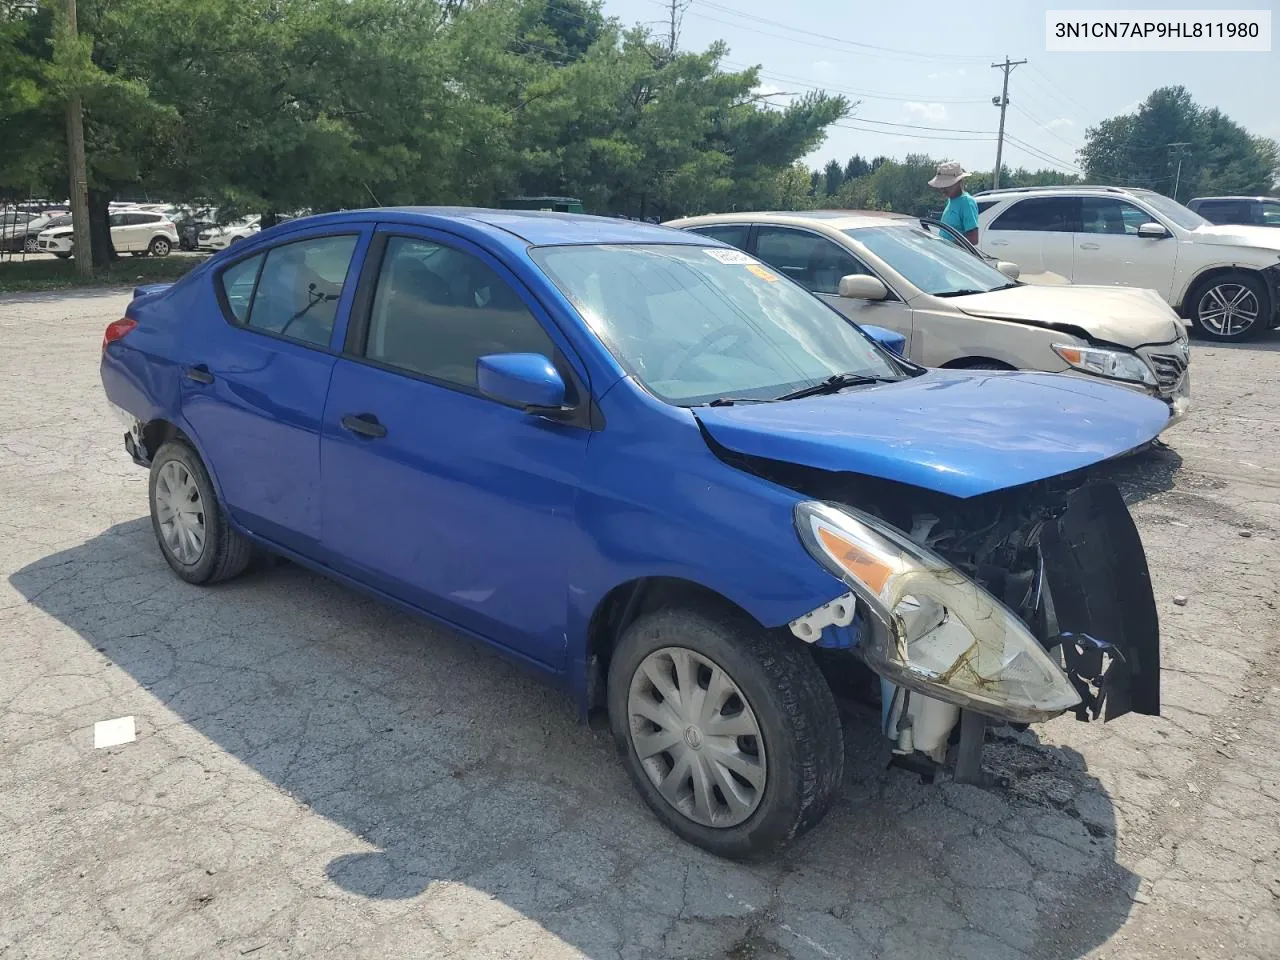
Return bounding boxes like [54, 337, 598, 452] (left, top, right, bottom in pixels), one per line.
[666, 211, 1190, 422]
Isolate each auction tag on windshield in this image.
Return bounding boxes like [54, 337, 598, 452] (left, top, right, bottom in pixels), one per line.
[703, 248, 757, 265]
[746, 264, 779, 282]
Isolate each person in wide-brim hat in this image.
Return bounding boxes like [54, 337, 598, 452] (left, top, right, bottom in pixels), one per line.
[929, 161, 980, 243]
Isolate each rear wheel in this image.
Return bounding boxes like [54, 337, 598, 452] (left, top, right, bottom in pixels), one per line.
[148, 236, 172, 258]
[1188, 271, 1269, 341]
[148, 441, 255, 585]
[608, 605, 843, 859]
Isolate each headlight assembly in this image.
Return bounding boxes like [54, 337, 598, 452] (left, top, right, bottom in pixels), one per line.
[794, 501, 1081, 724]
[1052, 343, 1157, 386]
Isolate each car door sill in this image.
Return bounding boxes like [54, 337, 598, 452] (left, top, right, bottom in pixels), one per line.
[233, 524, 568, 680]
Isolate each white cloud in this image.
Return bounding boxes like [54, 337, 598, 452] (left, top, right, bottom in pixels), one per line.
[1045, 117, 1074, 131]
[904, 102, 948, 123]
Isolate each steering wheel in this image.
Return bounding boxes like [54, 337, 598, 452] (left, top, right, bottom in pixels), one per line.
[663, 327, 753, 382]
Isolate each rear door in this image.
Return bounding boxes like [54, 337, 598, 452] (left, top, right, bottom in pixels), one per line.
[1072, 197, 1179, 297]
[318, 227, 591, 666]
[982, 196, 1078, 280]
[749, 225, 914, 346]
[180, 228, 368, 553]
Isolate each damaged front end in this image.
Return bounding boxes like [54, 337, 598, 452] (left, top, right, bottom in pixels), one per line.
[786, 473, 1160, 773]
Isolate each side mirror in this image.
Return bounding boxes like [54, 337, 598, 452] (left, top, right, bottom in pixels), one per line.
[838, 274, 889, 301]
[996, 260, 1021, 280]
[477, 353, 567, 411]
[1137, 222, 1170, 239]
[860, 324, 907, 356]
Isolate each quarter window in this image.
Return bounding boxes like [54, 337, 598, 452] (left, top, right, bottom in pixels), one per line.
[753, 226, 870, 295]
[220, 255, 263, 323]
[989, 197, 1078, 232]
[365, 237, 556, 390]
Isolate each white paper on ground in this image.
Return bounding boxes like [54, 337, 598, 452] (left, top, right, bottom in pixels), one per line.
[93, 716, 136, 749]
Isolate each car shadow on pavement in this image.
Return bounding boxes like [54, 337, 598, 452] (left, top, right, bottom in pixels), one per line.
[11, 518, 1140, 959]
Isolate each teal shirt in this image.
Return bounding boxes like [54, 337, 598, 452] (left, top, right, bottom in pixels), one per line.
[941, 191, 979, 234]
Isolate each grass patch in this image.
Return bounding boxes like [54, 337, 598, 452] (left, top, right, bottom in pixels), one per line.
[0, 254, 206, 293]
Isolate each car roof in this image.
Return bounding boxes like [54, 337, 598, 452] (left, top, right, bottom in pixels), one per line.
[1189, 195, 1277, 202]
[669, 210, 914, 230]
[263, 207, 708, 250]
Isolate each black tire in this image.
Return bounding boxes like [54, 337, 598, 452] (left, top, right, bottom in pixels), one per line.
[1186, 270, 1270, 342]
[148, 440, 255, 585]
[148, 236, 172, 258]
[958, 361, 1012, 370]
[23, 236, 39, 253]
[608, 605, 843, 859]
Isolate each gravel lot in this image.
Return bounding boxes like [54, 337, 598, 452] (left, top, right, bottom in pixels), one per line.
[2, 289, 1278, 960]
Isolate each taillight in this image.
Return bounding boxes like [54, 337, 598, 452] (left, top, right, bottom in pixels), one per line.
[103, 317, 137, 352]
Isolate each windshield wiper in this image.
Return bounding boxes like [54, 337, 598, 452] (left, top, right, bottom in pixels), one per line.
[773, 373, 898, 401]
[934, 288, 986, 298]
[705, 396, 775, 407]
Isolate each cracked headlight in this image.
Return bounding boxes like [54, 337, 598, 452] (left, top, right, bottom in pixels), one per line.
[795, 501, 1081, 724]
[1052, 343, 1156, 386]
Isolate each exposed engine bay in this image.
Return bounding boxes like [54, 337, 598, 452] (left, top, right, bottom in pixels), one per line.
[721, 445, 1162, 771]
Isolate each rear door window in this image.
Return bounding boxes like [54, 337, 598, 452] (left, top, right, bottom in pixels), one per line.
[217, 235, 359, 348]
[687, 224, 750, 251]
[753, 226, 870, 295]
[989, 197, 1078, 232]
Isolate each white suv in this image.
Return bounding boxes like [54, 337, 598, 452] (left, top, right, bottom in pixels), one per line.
[37, 210, 178, 259]
[976, 185, 1280, 341]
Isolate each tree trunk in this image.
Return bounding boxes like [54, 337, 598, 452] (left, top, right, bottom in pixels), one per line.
[87, 188, 115, 269]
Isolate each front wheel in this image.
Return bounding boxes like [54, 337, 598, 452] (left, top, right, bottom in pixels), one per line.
[1188, 271, 1269, 341]
[148, 441, 255, 584]
[148, 236, 172, 257]
[608, 605, 844, 859]
[23, 236, 39, 253]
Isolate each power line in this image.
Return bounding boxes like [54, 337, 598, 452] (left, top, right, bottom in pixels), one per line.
[833, 122, 995, 143]
[1009, 102, 1081, 150]
[727, 61, 990, 105]
[651, 0, 994, 66]
[691, 0, 997, 63]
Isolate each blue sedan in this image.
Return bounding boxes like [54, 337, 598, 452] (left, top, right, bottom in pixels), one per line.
[102, 209, 1168, 858]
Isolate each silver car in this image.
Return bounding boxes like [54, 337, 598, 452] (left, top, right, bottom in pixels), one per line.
[667, 211, 1190, 423]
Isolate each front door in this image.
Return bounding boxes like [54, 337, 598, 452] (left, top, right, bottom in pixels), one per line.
[750, 225, 915, 350]
[319, 228, 590, 667]
[1071, 196, 1180, 299]
[180, 229, 366, 553]
[981, 195, 1078, 281]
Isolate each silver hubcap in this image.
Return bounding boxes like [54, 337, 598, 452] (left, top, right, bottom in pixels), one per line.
[155, 460, 206, 564]
[153, 240, 169, 255]
[627, 647, 767, 828]
[1198, 283, 1260, 337]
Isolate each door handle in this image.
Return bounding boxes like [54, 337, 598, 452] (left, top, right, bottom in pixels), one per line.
[185, 365, 215, 384]
[989, 239, 1009, 247]
[341, 413, 387, 439]
[1079, 242, 1100, 250]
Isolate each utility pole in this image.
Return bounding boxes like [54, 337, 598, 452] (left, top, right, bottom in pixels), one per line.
[1168, 142, 1192, 201]
[65, 0, 93, 278]
[990, 56, 1027, 190]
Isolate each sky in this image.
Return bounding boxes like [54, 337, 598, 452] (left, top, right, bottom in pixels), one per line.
[601, 0, 1280, 175]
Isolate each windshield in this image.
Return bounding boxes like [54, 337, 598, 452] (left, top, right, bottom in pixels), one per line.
[530, 244, 903, 405]
[846, 224, 1014, 297]
[1139, 192, 1208, 230]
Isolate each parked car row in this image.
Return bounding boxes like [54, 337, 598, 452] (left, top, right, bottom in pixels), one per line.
[103, 206, 1183, 860]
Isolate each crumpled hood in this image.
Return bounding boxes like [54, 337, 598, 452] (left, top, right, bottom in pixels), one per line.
[1189, 224, 1280, 252]
[951, 283, 1184, 346]
[696, 369, 1170, 499]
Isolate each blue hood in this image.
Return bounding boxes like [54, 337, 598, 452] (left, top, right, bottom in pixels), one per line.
[695, 370, 1169, 499]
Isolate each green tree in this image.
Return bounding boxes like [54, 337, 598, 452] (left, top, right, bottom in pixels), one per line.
[1080, 86, 1276, 199]
[822, 158, 843, 196]
[843, 154, 870, 181]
